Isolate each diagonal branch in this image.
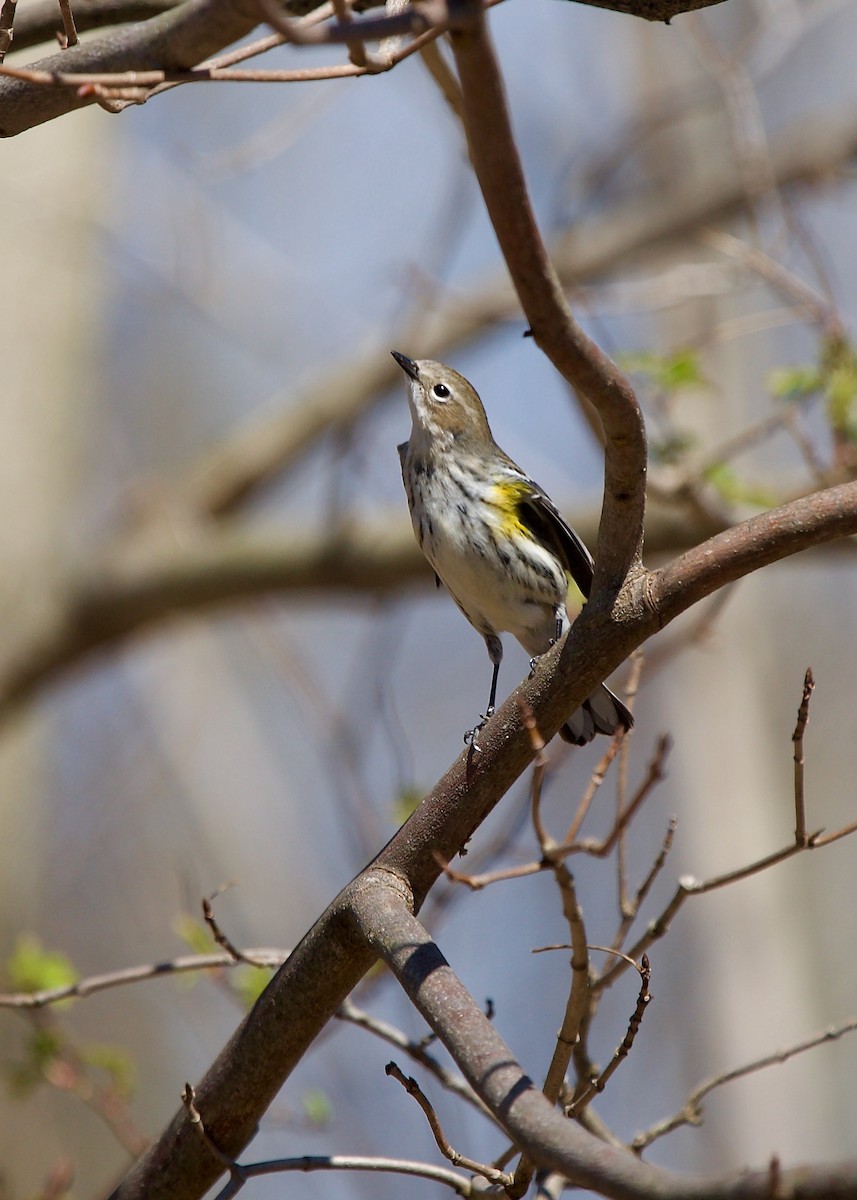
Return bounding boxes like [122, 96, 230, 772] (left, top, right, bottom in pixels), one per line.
[108, 475, 857, 1199]
[0, 0, 261, 135]
[355, 878, 857, 1200]
[649, 481, 857, 624]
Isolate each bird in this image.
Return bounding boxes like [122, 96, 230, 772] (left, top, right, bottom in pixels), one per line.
[392, 350, 633, 746]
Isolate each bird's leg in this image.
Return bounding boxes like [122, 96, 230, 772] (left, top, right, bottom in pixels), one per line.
[465, 635, 503, 749]
[530, 613, 565, 679]
[486, 655, 501, 718]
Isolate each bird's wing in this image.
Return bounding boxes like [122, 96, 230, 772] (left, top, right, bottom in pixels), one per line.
[516, 482, 595, 599]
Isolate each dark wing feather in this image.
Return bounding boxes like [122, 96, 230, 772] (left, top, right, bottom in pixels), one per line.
[516, 483, 594, 599]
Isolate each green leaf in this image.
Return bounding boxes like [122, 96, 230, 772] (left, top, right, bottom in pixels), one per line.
[391, 786, 423, 824]
[173, 914, 215, 957]
[825, 362, 857, 438]
[302, 1088, 333, 1126]
[230, 964, 275, 1009]
[649, 432, 698, 466]
[702, 463, 777, 508]
[767, 365, 821, 400]
[82, 1042, 136, 1096]
[5, 1028, 65, 1097]
[6, 936, 77, 995]
[621, 348, 706, 393]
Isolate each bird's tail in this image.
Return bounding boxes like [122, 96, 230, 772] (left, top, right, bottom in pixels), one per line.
[560, 684, 633, 746]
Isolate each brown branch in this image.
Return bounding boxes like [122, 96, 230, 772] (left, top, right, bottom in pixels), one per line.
[792, 667, 815, 846]
[449, 1, 646, 598]
[385, 1062, 512, 1188]
[0, 949, 286, 1009]
[0, 0, 17, 60]
[151, 108, 857, 522]
[109, 590, 857, 1199]
[202, 890, 253, 964]
[355, 877, 857, 1200]
[0, 495, 738, 724]
[338, 999, 490, 1116]
[56, 0, 79, 44]
[649, 482, 857, 626]
[595, 799, 857, 997]
[606, 816, 678, 962]
[0, 0, 267, 135]
[186, 1084, 480, 1197]
[633, 1012, 857, 1152]
[568, 954, 651, 1115]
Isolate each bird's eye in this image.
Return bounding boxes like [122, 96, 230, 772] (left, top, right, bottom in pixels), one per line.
[433, 383, 451, 399]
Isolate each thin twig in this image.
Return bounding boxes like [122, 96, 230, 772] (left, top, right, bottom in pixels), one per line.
[385, 1062, 513, 1189]
[562, 733, 624, 846]
[211, 1153, 475, 1196]
[616, 653, 644, 917]
[595, 795, 857, 996]
[56, 0, 78, 46]
[567, 735, 671, 860]
[568, 954, 652, 1115]
[183, 1084, 236, 1170]
[337, 999, 489, 1117]
[633, 1011, 857, 1152]
[792, 667, 815, 846]
[606, 816, 678, 965]
[0, 949, 286, 1009]
[202, 887, 253, 963]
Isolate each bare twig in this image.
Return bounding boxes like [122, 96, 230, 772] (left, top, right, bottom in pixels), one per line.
[596, 794, 857, 997]
[633, 1011, 857, 1152]
[792, 667, 815, 846]
[337, 999, 489, 1116]
[183, 1084, 236, 1170]
[615, 654, 645, 917]
[566, 735, 671, 860]
[607, 816, 679, 963]
[202, 888, 253, 963]
[568, 954, 652, 1115]
[56, 0, 78, 44]
[0, 949, 286, 1009]
[385, 1062, 513, 1188]
[449, 0, 646, 598]
[562, 733, 624, 846]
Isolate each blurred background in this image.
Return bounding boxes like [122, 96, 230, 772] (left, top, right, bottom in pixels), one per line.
[2, 0, 857, 1195]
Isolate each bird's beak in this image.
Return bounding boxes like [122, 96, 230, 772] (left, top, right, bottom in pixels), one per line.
[391, 350, 419, 381]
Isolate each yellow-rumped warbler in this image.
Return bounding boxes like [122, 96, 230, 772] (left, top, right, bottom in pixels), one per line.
[393, 351, 633, 746]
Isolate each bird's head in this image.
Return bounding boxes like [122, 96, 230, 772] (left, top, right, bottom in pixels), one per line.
[392, 351, 493, 451]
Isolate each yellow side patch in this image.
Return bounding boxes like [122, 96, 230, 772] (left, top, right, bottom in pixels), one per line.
[566, 575, 586, 616]
[489, 479, 530, 537]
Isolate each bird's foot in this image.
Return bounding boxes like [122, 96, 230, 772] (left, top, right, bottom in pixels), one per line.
[463, 707, 494, 752]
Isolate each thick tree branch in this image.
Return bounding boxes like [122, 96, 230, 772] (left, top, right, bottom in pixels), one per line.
[0, 0, 261, 134]
[11, 0, 181, 49]
[356, 880, 857, 1200]
[0, 0, 731, 136]
[9, 0, 727, 54]
[0, 499, 729, 721]
[109, 481, 857, 1199]
[649, 481, 857, 625]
